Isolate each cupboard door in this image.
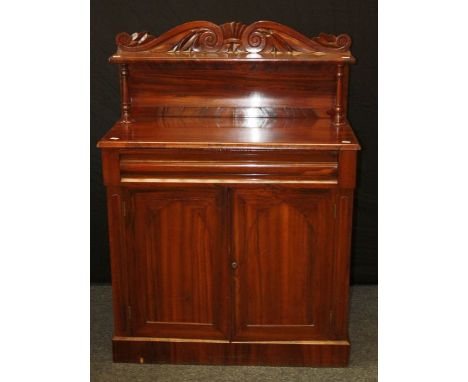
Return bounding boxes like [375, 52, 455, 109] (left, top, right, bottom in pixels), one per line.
[232, 187, 335, 341]
[127, 187, 229, 340]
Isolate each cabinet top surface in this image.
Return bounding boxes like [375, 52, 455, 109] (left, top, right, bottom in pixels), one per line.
[97, 118, 360, 150]
[110, 21, 354, 64]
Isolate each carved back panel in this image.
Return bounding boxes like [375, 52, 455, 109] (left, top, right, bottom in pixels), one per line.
[110, 21, 354, 123]
[128, 62, 336, 119]
[114, 21, 352, 55]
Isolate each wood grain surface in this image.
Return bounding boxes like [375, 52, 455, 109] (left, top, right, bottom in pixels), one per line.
[98, 20, 360, 366]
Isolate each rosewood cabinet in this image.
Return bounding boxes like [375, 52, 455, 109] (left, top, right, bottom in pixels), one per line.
[98, 21, 360, 366]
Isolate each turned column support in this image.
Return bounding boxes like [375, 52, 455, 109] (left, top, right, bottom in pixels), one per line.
[332, 64, 346, 127]
[119, 64, 132, 124]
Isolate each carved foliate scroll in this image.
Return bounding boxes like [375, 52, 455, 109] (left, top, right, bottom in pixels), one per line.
[115, 21, 351, 54]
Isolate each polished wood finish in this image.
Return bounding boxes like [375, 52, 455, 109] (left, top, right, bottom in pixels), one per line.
[125, 62, 337, 119]
[126, 188, 229, 340]
[98, 118, 359, 150]
[118, 64, 132, 123]
[98, 20, 360, 366]
[333, 64, 345, 126]
[112, 337, 350, 366]
[109, 20, 354, 124]
[111, 21, 353, 61]
[232, 188, 335, 341]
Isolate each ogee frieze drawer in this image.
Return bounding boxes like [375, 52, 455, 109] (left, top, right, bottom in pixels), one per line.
[117, 149, 339, 184]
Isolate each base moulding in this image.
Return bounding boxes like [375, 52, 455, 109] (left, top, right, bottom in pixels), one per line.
[112, 336, 350, 366]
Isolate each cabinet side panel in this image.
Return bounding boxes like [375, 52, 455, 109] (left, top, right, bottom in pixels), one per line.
[331, 189, 355, 338]
[106, 187, 130, 335]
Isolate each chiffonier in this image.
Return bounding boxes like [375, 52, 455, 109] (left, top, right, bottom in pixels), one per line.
[97, 20, 360, 367]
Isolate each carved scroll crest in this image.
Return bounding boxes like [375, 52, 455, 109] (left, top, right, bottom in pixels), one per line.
[115, 21, 351, 54]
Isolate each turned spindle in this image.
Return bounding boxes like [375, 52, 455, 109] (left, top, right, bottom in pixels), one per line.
[333, 64, 346, 127]
[119, 64, 132, 123]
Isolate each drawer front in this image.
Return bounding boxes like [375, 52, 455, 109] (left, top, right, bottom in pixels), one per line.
[118, 149, 338, 184]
